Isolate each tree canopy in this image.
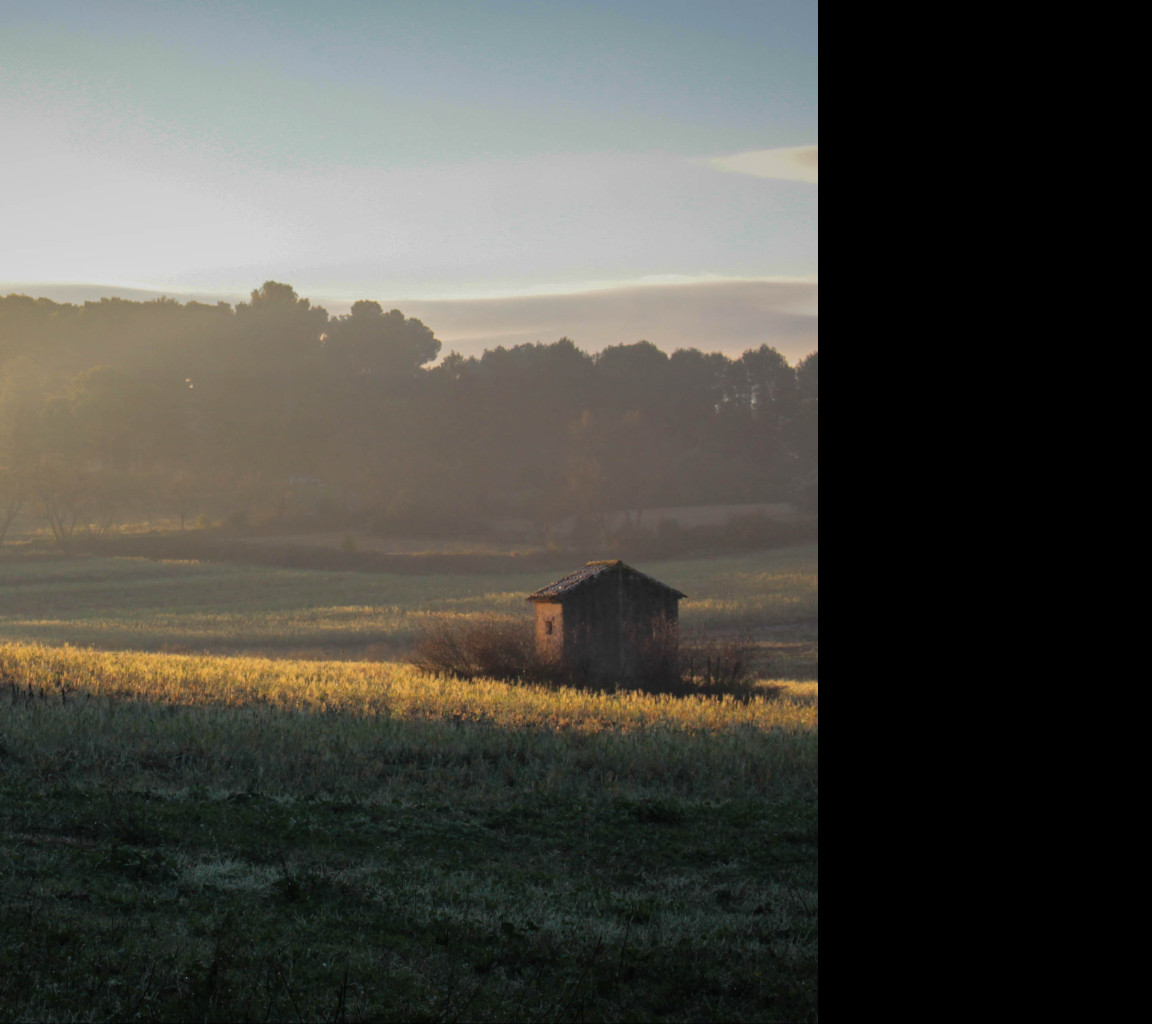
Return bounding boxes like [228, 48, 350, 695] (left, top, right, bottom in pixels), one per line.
[0, 283, 817, 549]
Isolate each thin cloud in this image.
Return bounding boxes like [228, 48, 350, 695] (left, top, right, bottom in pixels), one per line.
[396, 279, 818, 364]
[707, 146, 818, 184]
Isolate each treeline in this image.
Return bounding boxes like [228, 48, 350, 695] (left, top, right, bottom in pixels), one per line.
[0, 282, 817, 551]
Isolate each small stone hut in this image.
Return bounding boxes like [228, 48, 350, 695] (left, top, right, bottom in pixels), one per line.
[526, 560, 687, 681]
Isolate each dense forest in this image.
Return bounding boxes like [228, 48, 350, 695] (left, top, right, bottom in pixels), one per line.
[0, 282, 817, 552]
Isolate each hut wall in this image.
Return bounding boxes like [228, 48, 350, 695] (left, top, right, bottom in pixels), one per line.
[534, 602, 564, 663]
[559, 569, 679, 680]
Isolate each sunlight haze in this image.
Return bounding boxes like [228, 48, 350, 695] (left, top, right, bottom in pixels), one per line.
[1, 0, 817, 355]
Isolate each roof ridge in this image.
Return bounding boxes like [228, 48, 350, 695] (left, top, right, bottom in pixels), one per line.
[527, 560, 686, 601]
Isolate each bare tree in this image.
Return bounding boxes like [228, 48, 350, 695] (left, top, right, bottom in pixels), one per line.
[0, 466, 26, 547]
[33, 458, 124, 555]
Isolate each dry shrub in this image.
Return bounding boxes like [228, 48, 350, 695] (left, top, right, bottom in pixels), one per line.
[627, 623, 769, 700]
[682, 633, 752, 689]
[677, 633, 780, 702]
[411, 616, 777, 700]
[409, 615, 543, 682]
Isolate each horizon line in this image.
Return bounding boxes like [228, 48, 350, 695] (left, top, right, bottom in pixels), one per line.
[0, 273, 818, 307]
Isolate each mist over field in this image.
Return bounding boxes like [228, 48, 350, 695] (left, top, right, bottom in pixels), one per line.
[0, 282, 816, 556]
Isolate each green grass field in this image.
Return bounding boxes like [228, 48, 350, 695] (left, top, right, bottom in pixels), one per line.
[0, 546, 817, 1021]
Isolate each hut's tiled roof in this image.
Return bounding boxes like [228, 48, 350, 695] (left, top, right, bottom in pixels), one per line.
[527, 560, 686, 601]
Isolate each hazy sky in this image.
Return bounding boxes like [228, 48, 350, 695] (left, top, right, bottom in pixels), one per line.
[1, 0, 817, 357]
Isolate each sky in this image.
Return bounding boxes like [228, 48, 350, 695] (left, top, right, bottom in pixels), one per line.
[0, 0, 817, 360]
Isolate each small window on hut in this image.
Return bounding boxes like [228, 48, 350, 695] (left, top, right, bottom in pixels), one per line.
[545, 619, 554, 635]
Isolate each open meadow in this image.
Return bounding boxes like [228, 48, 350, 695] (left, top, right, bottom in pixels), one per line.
[0, 546, 817, 1021]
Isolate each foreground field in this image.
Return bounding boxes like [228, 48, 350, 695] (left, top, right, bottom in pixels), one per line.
[0, 644, 817, 1022]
